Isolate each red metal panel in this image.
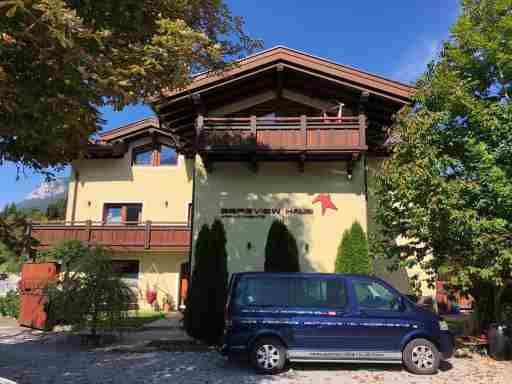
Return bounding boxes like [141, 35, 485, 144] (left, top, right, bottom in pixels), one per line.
[18, 262, 60, 329]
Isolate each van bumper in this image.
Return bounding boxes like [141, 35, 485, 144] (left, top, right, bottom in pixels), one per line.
[439, 331, 455, 359]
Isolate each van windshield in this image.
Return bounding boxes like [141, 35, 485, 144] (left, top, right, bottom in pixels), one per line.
[234, 276, 347, 309]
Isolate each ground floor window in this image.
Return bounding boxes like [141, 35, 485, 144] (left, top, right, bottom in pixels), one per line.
[111, 260, 140, 282]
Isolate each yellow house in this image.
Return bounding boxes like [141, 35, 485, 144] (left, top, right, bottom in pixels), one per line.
[33, 46, 435, 309]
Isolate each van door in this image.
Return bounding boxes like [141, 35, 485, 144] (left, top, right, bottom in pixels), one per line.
[290, 276, 352, 352]
[348, 278, 415, 353]
[231, 275, 296, 348]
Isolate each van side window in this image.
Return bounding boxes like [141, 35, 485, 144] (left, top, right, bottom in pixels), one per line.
[352, 280, 400, 311]
[294, 278, 347, 308]
[234, 277, 292, 307]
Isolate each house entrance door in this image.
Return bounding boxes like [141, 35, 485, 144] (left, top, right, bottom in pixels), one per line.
[179, 262, 190, 310]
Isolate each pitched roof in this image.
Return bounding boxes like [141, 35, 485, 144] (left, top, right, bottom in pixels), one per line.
[98, 117, 159, 143]
[158, 46, 415, 105]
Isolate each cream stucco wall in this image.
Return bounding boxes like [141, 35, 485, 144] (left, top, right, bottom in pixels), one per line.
[110, 252, 188, 310]
[192, 155, 368, 275]
[64, 136, 193, 309]
[66, 136, 193, 223]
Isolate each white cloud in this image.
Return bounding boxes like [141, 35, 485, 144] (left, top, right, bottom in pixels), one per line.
[393, 38, 442, 84]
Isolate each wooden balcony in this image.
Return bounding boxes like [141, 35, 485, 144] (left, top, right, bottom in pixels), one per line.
[31, 221, 191, 252]
[197, 116, 367, 157]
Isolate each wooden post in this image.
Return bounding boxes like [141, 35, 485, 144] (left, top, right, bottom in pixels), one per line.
[144, 220, 152, 249]
[359, 91, 369, 148]
[250, 115, 257, 149]
[195, 114, 204, 150]
[86, 220, 92, 242]
[300, 115, 307, 150]
[24, 219, 33, 261]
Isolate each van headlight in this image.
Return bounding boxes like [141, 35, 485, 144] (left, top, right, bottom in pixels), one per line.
[439, 320, 449, 331]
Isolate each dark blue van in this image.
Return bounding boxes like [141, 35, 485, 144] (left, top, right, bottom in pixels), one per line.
[222, 272, 454, 375]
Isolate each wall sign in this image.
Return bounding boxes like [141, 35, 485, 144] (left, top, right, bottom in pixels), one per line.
[220, 194, 337, 218]
[220, 207, 313, 219]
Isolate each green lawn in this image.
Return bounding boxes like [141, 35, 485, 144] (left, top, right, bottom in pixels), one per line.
[92, 310, 166, 329]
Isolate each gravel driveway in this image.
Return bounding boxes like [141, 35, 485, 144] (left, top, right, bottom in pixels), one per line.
[0, 325, 510, 384]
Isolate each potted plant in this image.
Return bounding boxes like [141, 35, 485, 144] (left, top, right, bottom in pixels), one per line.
[162, 294, 174, 313]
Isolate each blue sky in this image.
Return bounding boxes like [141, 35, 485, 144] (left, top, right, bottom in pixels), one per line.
[0, 0, 459, 209]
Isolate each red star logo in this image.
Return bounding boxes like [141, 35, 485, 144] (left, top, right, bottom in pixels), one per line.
[312, 194, 338, 216]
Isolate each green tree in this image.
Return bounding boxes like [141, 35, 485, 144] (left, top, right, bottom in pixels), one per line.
[45, 240, 135, 336]
[373, 0, 512, 329]
[184, 221, 229, 345]
[335, 222, 371, 275]
[1, 0, 261, 173]
[46, 198, 67, 220]
[264, 219, 300, 273]
[0, 207, 39, 273]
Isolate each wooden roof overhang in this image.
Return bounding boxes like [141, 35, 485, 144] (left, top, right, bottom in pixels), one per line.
[152, 46, 415, 158]
[86, 117, 176, 159]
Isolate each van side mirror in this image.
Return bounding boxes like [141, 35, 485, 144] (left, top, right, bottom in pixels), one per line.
[397, 296, 407, 312]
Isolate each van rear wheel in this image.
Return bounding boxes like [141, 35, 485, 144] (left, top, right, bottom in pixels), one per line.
[403, 338, 440, 375]
[250, 337, 286, 374]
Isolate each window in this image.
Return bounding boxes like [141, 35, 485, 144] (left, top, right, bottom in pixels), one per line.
[294, 278, 347, 308]
[352, 280, 400, 311]
[233, 276, 347, 309]
[104, 203, 142, 225]
[133, 147, 153, 165]
[159, 145, 178, 165]
[111, 260, 139, 290]
[111, 260, 139, 280]
[132, 143, 178, 166]
[234, 277, 292, 307]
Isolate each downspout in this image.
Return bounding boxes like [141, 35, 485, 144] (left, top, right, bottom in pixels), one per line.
[188, 114, 203, 278]
[187, 156, 197, 275]
[70, 168, 79, 224]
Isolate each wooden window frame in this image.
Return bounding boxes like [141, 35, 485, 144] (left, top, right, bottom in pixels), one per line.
[103, 203, 143, 225]
[132, 144, 157, 166]
[132, 143, 178, 167]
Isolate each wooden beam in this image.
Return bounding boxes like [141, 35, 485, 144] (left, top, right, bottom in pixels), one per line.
[280, 63, 408, 105]
[208, 90, 277, 115]
[282, 89, 337, 111]
[359, 91, 370, 148]
[276, 64, 284, 98]
[191, 93, 206, 115]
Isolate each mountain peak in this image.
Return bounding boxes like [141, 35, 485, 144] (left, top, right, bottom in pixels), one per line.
[25, 177, 68, 200]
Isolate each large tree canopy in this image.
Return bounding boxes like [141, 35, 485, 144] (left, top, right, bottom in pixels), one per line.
[0, 0, 261, 172]
[374, 0, 512, 326]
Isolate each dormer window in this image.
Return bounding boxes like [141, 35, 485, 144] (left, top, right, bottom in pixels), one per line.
[132, 144, 178, 166]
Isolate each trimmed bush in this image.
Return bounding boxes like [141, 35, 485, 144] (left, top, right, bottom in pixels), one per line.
[209, 219, 229, 343]
[45, 241, 135, 336]
[184, 220, 229, 345]
[335, 221, 371, 275]
[264, 219, 300, 273]
[0, 290, 20, 318]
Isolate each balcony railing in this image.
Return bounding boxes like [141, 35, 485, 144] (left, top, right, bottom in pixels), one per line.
[197, 115, 367, 154]
[31, 221, 191, 251]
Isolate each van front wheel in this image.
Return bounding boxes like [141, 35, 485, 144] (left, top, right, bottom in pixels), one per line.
[250, 337, 286, 374]
[403, 338, 440, 375]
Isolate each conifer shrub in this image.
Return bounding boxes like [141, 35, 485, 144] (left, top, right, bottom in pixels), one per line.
[184, 220, 228, 345]
[264, 219, 300, 273]
[335, 221, 371, 275]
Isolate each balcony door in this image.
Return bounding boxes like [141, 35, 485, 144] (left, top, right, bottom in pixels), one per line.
[103, 203, 142, 225]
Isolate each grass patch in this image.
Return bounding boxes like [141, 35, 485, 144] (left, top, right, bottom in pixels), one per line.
[91, 310, 166, 330]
